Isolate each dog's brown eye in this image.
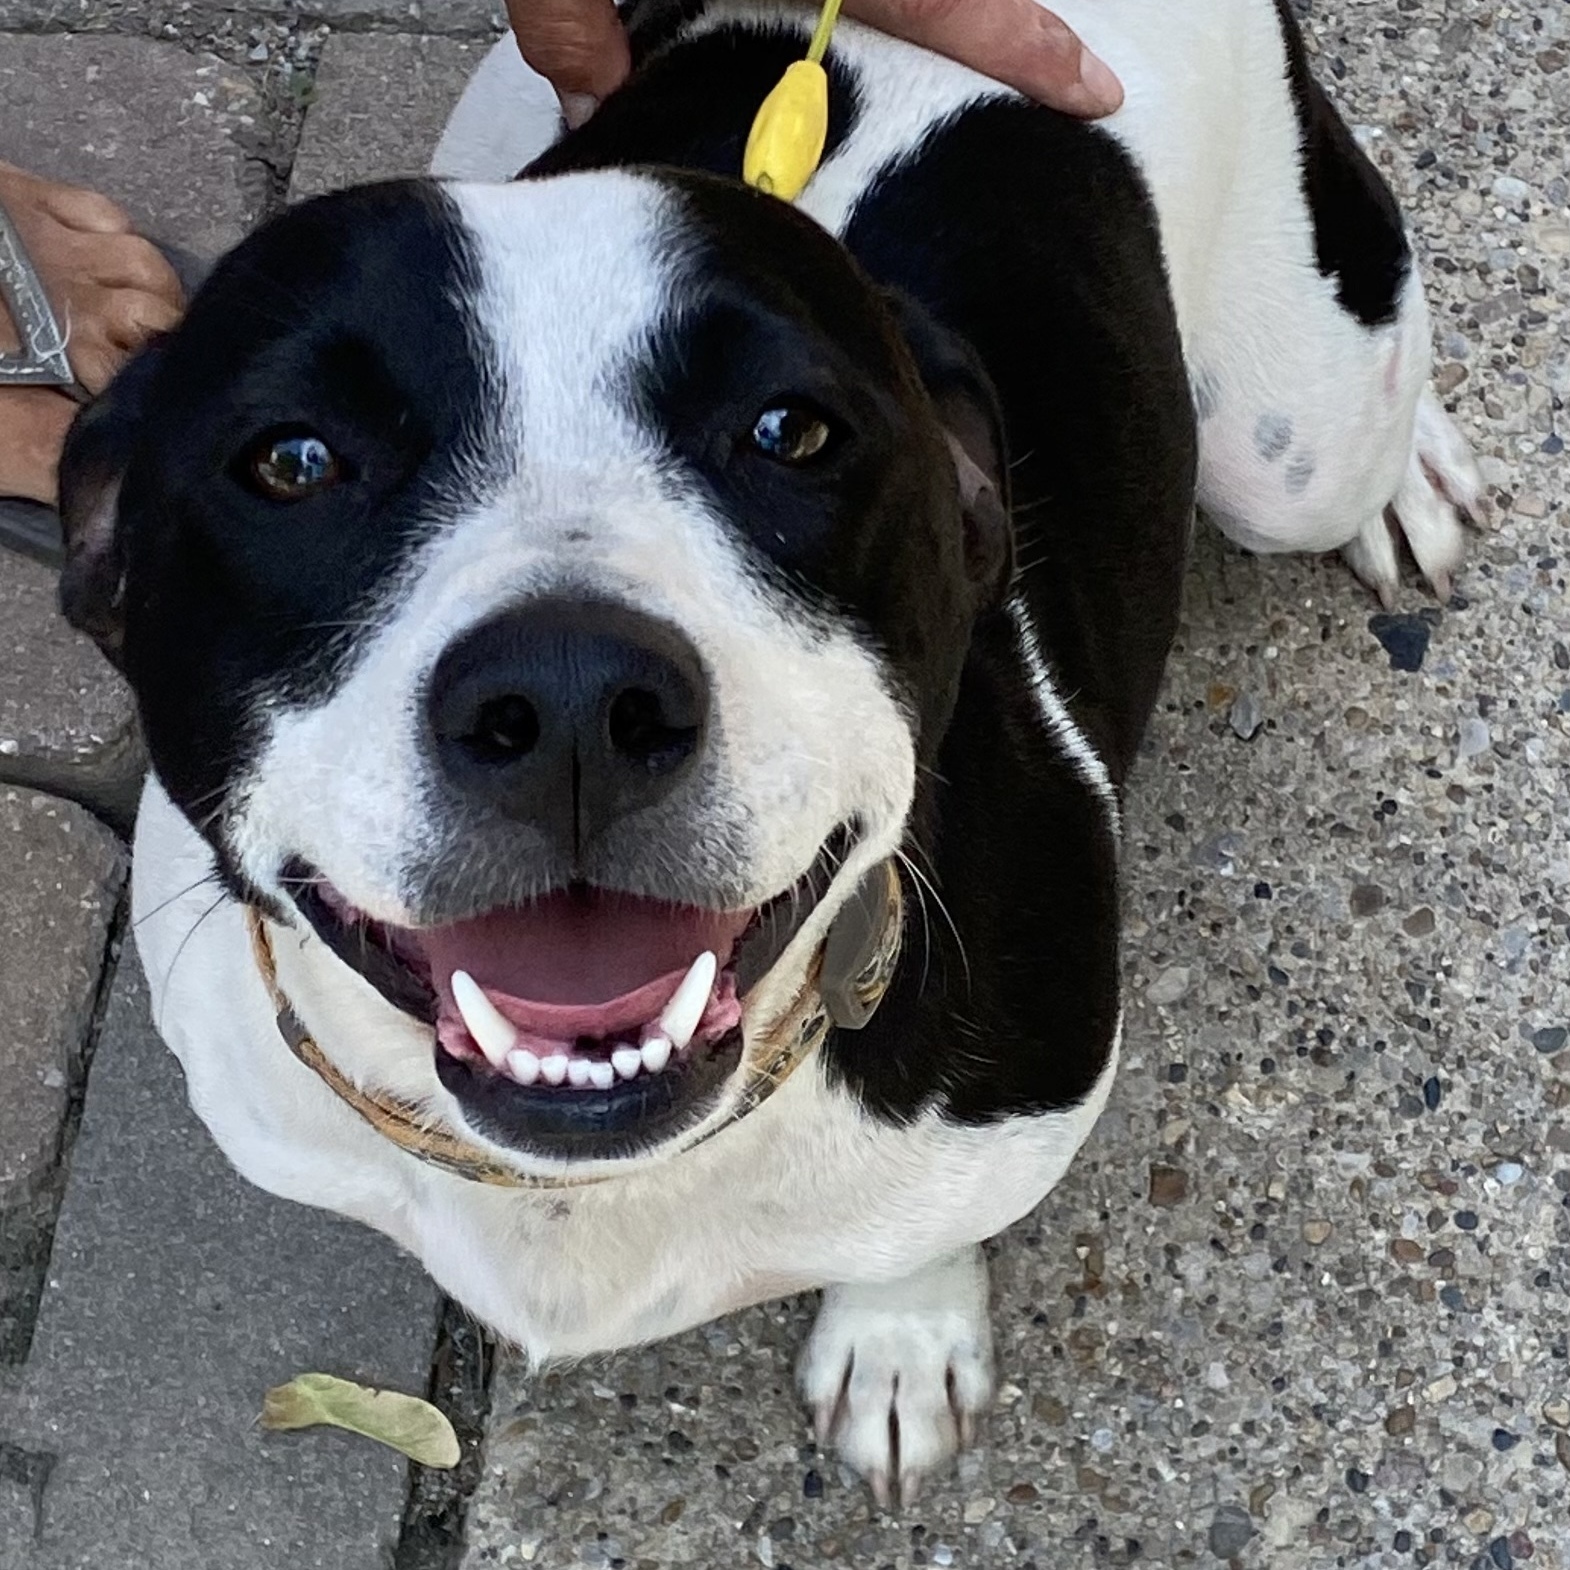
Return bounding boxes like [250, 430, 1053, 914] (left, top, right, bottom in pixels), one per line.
[750, 404, 834, 464]
[245, 429, 342, 500]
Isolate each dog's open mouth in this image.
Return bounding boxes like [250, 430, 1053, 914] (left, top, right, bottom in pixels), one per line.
[426, 896, 748, 1087]
[285, 833, 849, 1158]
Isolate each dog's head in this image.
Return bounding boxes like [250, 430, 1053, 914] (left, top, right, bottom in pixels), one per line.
[60, 170, 1010, 1173]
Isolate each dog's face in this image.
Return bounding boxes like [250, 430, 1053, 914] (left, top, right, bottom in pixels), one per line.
[61, 170, 1009, 1172]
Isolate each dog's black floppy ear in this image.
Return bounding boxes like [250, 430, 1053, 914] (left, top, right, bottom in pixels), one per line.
[883, 290, 1013, 608]
[57, 341, 165, 668]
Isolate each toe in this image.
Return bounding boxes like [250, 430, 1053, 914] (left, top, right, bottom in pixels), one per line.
[43, 181, 133, 236]
[1391, 454, 1468, 602]
[59, 331, 124, 397]
[889, 1382, 960, 1485]
[91, 232, 184, 305]
[868, 1467, 896, 1512]
[0, 388, 77, 506]
[102, 285, 182, 351]
[63, 287, 180, 392]
[946, 1338, 994, 1426]
[1343, 512, 1402, 609]
[808, 1365, 851, 1450]
[1414, 388, 1489, 528]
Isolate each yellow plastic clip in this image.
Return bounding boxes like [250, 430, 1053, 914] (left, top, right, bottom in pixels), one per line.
[742, 0, 843, 201]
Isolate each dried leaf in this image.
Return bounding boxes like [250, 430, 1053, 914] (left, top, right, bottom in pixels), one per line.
[260, 1373, 459, 1469]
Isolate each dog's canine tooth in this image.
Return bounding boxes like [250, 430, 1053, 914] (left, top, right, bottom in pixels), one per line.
[588, 1059, 615, 1091]
[659, 952, 717, 1050]
[506, 1047, 542, 1086]
[539, 1052, 570, 1086]
[452, 969, 517, 1067]
[640, 1032, 672, 1074]
[566, 1058, 592, 1088]
[611, 1045, 643, 1080]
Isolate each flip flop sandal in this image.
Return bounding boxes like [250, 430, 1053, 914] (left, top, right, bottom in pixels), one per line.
[0, 203, 208, 570]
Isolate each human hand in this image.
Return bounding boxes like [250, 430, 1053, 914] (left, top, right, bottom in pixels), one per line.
[0, 162, 183, 506]
[504, 0, 1122, 129]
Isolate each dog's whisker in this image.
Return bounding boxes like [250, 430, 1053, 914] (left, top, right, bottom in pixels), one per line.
[153, 890, 232, 1020]
[131, 870, 222, 931]
[894, 847, 969, 993]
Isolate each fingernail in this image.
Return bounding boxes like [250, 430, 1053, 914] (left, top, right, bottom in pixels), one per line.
[559, 92, 599, 131]
[1077, 52, 1123, 114]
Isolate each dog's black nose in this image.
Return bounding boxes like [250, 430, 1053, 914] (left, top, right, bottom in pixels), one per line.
[427, 599, 708, 850]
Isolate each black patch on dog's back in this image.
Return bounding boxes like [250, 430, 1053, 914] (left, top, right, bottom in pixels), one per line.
[1273, 0, 1409, 327]
[828, 99, 1193, 1123]
[621, 0, 709, 62]
[843, 101, 1193, 789]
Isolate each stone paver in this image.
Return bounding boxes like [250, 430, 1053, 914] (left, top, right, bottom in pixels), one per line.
[461, 5, 1570, 1568]
[0, 556, 136, 788]
[0, 959, 442, 1569]
[0, 34, 269, 803]
[0, 790, 122, 1362]
[289, 31, 498, 198]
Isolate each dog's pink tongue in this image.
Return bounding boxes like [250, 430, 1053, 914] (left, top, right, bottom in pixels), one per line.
[419, 890, 751, 1040]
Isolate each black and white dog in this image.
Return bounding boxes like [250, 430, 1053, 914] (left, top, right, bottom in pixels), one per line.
[59, 0, 1482, 1504]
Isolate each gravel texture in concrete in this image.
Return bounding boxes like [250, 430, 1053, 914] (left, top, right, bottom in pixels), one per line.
[459, 4, 1570, 1567]
[0, 960, 442, 1570]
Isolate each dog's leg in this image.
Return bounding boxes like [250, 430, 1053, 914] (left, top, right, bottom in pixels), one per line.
[1195, 253, 1487, 605]
[797, 1245, 995, 1509]
[1181, 0, 1486, 604]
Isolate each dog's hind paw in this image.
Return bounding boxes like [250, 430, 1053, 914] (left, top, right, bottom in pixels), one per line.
[797, 1247, 995, 1510]
[1343, 389, 1487, 608]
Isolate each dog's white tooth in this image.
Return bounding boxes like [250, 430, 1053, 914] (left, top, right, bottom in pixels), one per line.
[451, 970, 517, 1067]
[611, 1046, 643, 1080]
[506, 1048, 541, 1086]
[640, 1032, 672, 1075]
[566, 1057, 592, 1088]
[539, 1052, 570, 1086]
[658, 951, 717, 1051]
[588, 1059, 615, 1091]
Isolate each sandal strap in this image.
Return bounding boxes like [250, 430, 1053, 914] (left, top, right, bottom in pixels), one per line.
[0, 203, 80, 393]
[0, 495, 65, 569]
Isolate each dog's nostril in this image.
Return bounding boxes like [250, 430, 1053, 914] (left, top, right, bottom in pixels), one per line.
[467, 694, 541, 762]
[607, 686, 697, 771]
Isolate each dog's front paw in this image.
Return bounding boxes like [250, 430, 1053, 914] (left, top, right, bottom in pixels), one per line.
[797, 1246, 995, 1509]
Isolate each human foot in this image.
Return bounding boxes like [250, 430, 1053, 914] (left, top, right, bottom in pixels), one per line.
[1, 161, 182, 505]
